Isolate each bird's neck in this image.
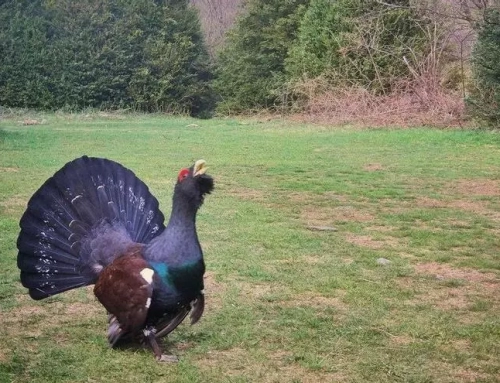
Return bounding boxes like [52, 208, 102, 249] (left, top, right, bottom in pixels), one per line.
[166, 196, 198, 229]
[144, 195, 202, 265]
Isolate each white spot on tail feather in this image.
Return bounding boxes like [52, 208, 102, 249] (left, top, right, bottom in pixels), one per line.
[71, 195, 82, 204]
[140, 268, 154, 284]
[139, 197, 145, 211]
[146, 297, 151, 308]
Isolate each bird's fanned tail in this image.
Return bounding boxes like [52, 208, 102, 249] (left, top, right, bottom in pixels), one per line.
[17, 156, 166, 300]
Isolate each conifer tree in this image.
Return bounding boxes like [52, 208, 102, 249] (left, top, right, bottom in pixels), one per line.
[468, 8, 500, 127]
[0, 0, 213, 116]
[213, 0, 309, 112]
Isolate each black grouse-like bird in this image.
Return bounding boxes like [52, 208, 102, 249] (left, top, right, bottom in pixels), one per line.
[16, 156, 214, 361]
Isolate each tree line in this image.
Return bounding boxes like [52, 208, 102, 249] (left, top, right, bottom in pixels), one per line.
[1, 0, 499, 126]
[0, 0, 213, 117]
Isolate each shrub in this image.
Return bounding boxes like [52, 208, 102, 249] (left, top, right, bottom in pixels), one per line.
[0, 0, 214, 116]
[0, 0, 55, 109]
[286, 0, 430, 93]
[213, 0, 309, 113]
[468, 8, 500, 128]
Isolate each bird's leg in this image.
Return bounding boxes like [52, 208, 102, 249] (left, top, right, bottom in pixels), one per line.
[143, 327, 178, 363]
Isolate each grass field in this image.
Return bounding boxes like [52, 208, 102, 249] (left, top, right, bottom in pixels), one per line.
[0, 112, 499, 382]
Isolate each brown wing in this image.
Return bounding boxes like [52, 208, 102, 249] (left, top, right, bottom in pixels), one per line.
[94, 247, 153, 336]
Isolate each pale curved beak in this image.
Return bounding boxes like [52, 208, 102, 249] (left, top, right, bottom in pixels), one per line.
[193, 159, 207, 177]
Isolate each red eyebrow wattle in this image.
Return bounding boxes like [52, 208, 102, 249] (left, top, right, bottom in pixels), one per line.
[178, 168, 190, 182]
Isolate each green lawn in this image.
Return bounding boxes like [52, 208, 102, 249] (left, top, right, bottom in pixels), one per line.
[1, 112, 499, 382]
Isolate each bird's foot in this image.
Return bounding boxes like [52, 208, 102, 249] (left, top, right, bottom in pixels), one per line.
[156, 354, 179, 363]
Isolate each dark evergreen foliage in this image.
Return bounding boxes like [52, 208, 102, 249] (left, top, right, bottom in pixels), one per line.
[213, 0, 309, 113]
[0, 0, 214, 116]
[468, 8, 500, 128]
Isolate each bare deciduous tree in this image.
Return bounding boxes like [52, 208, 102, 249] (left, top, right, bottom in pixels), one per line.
[190, 0, 242, 56]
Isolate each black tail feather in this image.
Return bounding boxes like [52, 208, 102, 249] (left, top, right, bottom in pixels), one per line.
[155, 308, 190, 338]
[17, 156, 165, 299]
[21, 272, 89, 300]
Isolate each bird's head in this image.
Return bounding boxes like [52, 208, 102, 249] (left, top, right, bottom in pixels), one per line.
[175, 160, 214, 208]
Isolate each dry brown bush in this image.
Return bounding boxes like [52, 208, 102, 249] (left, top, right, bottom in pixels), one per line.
[289, 3, 475, 127]
[291, 76, 465, 127]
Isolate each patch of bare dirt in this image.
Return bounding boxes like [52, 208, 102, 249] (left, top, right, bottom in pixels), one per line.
[450, 369, 489, 383]
[415, 196, 492, 215]
[301, 205, 374, 227]
[274, 255, 325, 266]
[408, 262, 500, 312]
[0, 167, 19, 172]
[452, 179, 500, 197]
[345, 233, 402, 250]
[300, 255, 324, 265]
[226, 186, 267, 202]
[288, 191, 313, 204]
[365, 225, 399, 234]
[429, 361, 490, 383]
[237, 281, 275, 300]
[390, 334, 415, 346]
[198, 347, 347, 383]
[415, 196, 447, 209]
[414, 262, 498, 286]
[231, 279, 348, 315]
[447, 199, 500, 224]
[321, 191, 350, 203]
[64, 302, 102, 317]
[363, 163, 385, 172]
[203, 271, 228, 311]
[1, 195, 27, 214]
[449, 339, 472, 352]
[404, 196, 500, 226]
[13, 304, 46, 317]
[393, 194, 497, 214]
[174, 341, 197, 352]
[276, 366, 347, 383]
[426, 288, 471, 310]
[448, 200, 490, 214]
[345, 234, 386, 249]
[288, 191, 348, 205]
[289, 191, 349, 224]
[201, 347, 248, 369]
[285, 291, 348, 312]
[2, 287, 103, 339]
[204, 271, 224, 290]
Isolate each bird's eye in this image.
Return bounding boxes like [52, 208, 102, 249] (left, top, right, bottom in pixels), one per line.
[178, 168, 190, 182]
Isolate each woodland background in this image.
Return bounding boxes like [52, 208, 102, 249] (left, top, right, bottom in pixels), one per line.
[1, 0, 500, 127]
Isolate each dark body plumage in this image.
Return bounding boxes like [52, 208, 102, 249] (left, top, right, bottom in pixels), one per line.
[17, 156, 214, 360]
